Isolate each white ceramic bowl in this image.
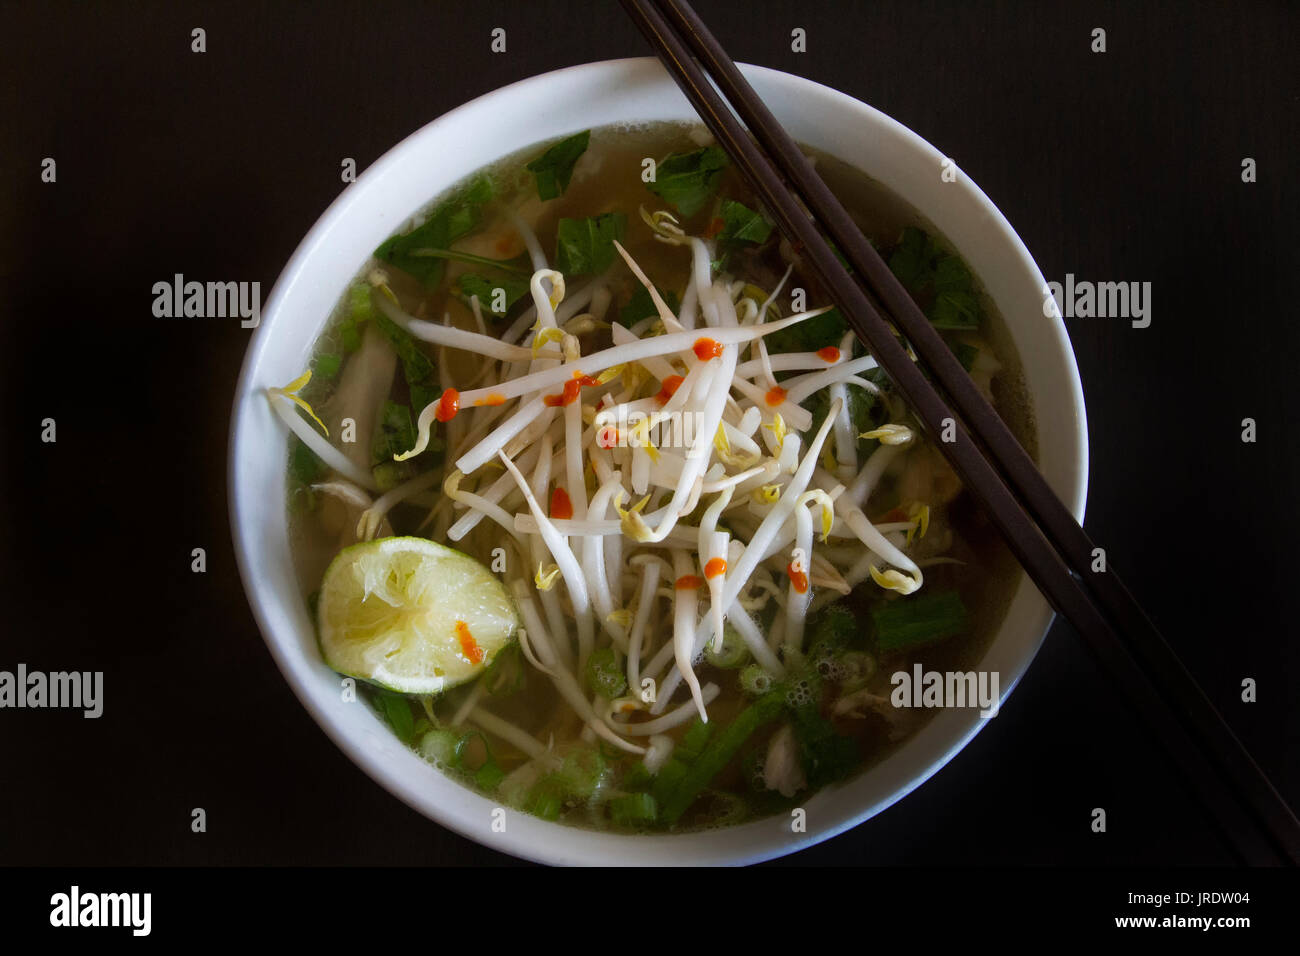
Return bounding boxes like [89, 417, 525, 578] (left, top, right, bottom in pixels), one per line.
[229, 57, 1088, 865]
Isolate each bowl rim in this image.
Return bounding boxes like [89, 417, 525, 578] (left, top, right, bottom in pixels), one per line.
[229, 56, 1089, 866]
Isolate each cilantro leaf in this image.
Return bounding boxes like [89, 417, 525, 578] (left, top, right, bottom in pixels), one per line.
[525, 130, 590, 200]
[646, 146, 729, 217]
[555, 213, 627, 276]
[374, 314, 440, 416]
[457, 274, 531, 316]
[372, 400, 416, 465]
[288, 435, 327, 487]
[887, 226, 982, 330]
[804, 369, 890, 459]
[374, 175, 494, 289]
[618, 283, 680, 327]
[717, 199, 773, 247]
[763, 305, 848, 353]
[952, 340, 979, 371]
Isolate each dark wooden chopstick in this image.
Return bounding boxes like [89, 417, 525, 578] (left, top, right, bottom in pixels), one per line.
[620, 0, 1300, 864]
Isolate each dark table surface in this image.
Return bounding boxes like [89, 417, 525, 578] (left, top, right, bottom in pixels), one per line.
[1, 0, 1295, 866]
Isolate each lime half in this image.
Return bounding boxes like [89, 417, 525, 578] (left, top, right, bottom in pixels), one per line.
[317, 536, 517, 695]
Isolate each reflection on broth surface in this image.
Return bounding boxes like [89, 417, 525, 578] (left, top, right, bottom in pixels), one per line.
[272, 121, 1035, 832]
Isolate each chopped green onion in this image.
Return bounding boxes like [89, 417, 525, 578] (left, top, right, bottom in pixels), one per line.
[608, 792, 658, 827]
[524, 775, 565, 820]
[871, 590, 968, 652]
[806, 603, 857, 652]
[675, 718, 714, 764]
[704, 623, 750, 669]
[418, 727, 459, 766]
[838, 651, 877, 690]
[338, 283, 374, 353]
[740, 664, 773, 697]
[698, 789, 747, 827]
[660, 692, 785, 824]
[453, 730, 506, 793]
[558, 748, 608, 800]
[649, 758, 689, 809]
[313, 352, 343, 381]
[621, 762, 654, 792]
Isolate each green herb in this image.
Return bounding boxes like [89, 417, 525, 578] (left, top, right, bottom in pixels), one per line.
[371, 460, 406, 492]
[739, 664, 773, 697]
[555, 213, 627, 276]
[525, 130, 591, 200]
[609, 792, 658, 828]
[717, 199, 773, 246]
[288, 435, 327, 487]
[704, 623, 751, 669]
[313, 353, 342, 381]
[338, 283, 375, 354]
[650, 758, 690, 809]
[374, 314, 440, 416]
[887, 226, 981, 330]
[524, 774, 565, 820]
[763, 305, 848, 353]
[805, 602, 858, 653]
[419, 727, 458, 766]
[375, 690, 416, 744]
[804, 372, 889, 458]
[646, 146, 729, 217]
[872, 589, 968, 652]
[483, 642, 524, 696]
[475, 760, 506, 792]
[457, 273, 531, 315]
[622, 762, 654, 792]
[373, 175, 494, 288]
[372, 400, 416, 466]
[788, 705, 858, 790]
[557, 748, 607, 800]
[660, 692, 785, 824]
[408, 247, 530, 274]
[709, 200, 776, 274]
[617, 283, 679, 327]
[585, 647, 628, 699]
[952, 340, 979, 371]
[453, 730, 507, 793]
[675, 718, 715, 764]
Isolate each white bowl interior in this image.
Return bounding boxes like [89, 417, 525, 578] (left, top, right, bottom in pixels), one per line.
[229, 58, 1088, 865]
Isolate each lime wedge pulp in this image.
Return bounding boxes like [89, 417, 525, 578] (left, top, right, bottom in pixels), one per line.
[316, 536, 517, 695]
